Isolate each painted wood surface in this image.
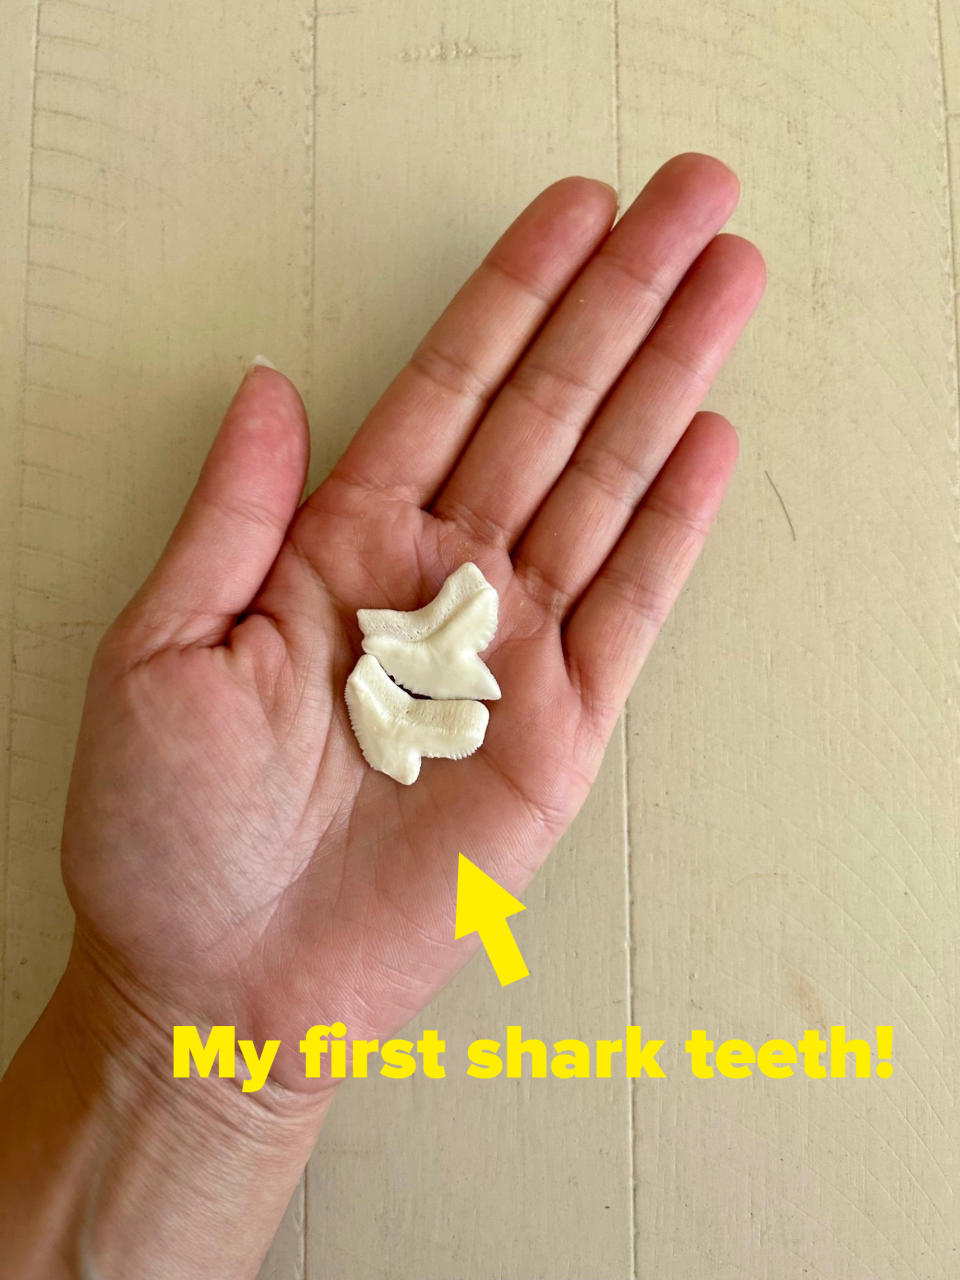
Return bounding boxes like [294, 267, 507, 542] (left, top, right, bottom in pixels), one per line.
[0, 2, 956, 1276]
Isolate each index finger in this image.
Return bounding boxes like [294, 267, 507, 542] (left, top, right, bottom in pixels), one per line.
[324, 176, 618, 505]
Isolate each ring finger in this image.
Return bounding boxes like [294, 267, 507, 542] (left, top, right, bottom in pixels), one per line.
[515, 232, 765, 614]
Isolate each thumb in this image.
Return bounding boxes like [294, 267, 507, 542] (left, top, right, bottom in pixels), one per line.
[118, 359, 310, 653]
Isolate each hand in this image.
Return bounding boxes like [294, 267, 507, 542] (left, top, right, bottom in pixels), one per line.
[2, 153, 765, 1279]
[62, 153, 764, 1091]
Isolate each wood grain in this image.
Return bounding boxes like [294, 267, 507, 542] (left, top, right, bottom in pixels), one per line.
[301, 2, 631, 1275]
[620, 2, 960, 1275]
[1, 2, 318, 1274]
[0, 1, 957, 1277]
[0, 0, 42, 1080]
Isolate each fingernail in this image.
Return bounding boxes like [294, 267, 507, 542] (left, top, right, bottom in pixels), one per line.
[241, 353, 278, 383]
[599, 180, 619, 213]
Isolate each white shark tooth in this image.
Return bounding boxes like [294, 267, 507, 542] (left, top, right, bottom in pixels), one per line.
[345, 654, 489, 785]
[357, 562, 501, 701]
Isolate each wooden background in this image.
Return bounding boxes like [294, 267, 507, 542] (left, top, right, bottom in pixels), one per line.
[1, 1, 957, 1276]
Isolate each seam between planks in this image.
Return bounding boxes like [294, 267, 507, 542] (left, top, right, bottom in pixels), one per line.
[932, 0, 960, 906]
[908, 5, 959, 1253]
[609, 0, 636, 1273]
[302, 0, 319, 417]
[932, 17, 960, 1211]
[620, 705, 637, 1279]
[933, 0, 960, 485]
[610, 0, 623, 203]
[300, 3, 318, 1277]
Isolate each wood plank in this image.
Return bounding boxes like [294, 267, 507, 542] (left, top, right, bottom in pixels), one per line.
[302, 2, 632, 1275]
[939, 0, 960, 114]
[7, 2, 953, 1276]
[619, 2, 960, 1275]
[0, 2, 316, 1273]
[3, 0, 316, 1036]
[305, 761, 631, 1280]
[0, 0, 40, 1075]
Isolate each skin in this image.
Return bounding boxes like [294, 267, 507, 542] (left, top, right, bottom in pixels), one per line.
[0, 153, 765, 1278]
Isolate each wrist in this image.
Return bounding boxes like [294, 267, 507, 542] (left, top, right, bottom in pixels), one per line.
[0, 932, 331, 1280]
[61, 925, 333, 1133]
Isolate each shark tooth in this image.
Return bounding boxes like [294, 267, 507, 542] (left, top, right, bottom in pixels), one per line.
[345, 654, 489, 785]
[357, 562, 501, 701]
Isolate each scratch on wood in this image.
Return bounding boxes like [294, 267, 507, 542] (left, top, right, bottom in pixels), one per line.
[53, 0, 144, 20]
[30, 184, 125, 213]
[36, 68, 115, 89]
[400, 40, 521, 62]
[764, 469, 798, 540]
[41, 32, 103, 52]
[298, 8, 317, 1275]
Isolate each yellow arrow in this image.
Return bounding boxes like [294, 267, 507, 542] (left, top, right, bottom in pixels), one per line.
[454, 853, 529, 986]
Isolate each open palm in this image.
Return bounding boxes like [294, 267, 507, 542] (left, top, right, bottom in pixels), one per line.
[62, 154, 764, 1092]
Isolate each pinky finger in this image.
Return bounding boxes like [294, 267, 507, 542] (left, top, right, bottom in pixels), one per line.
[563, 411, 738, 728]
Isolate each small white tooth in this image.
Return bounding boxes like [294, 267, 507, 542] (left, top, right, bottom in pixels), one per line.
[357, 562, 501, 700]
[345, 655, 489, 785]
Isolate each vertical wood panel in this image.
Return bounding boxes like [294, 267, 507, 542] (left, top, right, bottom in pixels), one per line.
[3, 0, 316, 1038]
[302, 3, 632, 1276]
[0, 2, 315, 1274]
[3, 2, 956, 1277]
[618, 2, 960, 1275]
[0, 0, 40, 1076]
[305, 769, 631, 1279]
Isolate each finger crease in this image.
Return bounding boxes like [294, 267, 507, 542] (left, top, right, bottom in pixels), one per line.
[597, 250, 671, 307]
[502, 375, 587, 439]
[509, 357, 605, 427]
[569, 440, 656, 510]
[435, 496, 511, 549]
[203, 489, 285, 535]
[409, 341, 496, 409]
[323, 469, 422, 506]
[481, 253, 557, 305]
[642, 494, 713, 537]
[516, 560, 573, 620]
[601, 563, 676, 628]
[644, 338, 714, 387]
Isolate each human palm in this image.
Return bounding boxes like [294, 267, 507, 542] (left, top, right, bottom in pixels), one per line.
[62, 155, 764, 1092]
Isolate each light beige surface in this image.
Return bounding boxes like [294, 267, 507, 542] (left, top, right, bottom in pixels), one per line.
[0, 2, 957, 1277]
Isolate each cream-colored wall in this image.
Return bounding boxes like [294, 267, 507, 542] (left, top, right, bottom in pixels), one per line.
[1, 3, 956, 1277]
